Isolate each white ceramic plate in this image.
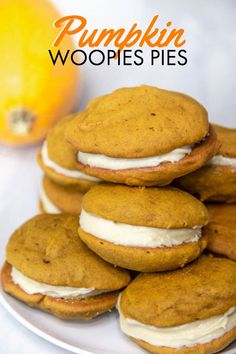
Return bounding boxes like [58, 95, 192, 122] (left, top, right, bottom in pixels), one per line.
[0, 288, 147, 354]
[1, 289, 236, 354]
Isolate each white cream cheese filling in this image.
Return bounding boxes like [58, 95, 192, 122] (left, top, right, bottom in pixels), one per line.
[78, 146, 192, 170]
[42, 142, 100, 181]
[118, 300, 236, 348]
[79, 209, 201, 248]
[39, 184, 61, 214]
[11, 267, 107, 299]
[207, 155, 236, 167]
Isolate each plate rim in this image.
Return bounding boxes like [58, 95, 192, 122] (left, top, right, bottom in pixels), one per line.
[0, 291, 95, 354]
[1, 289, 236, 354]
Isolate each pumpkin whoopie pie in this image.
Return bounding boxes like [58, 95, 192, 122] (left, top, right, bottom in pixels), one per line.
[37, 115, 100, 191]
[117, 255, 236, 354]
[39, 175, 84, 214]
[1, 214, 130, 320]
[177, 125, 236, 202]
[66, 85, 218, 186]
[204, 203, 236, 261]
[78, 184, 208, 272]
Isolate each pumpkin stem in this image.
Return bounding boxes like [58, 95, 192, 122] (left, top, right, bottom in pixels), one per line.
[6, 106, 36, 135]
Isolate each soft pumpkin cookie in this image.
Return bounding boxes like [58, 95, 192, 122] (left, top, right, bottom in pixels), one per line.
[78, 184, 208, 272]
[66, 86, 218, 186]
[37, 114, 100, 191]
[204, 203, 236, 261]
[118, 255, 236, 354]
[39, 175, 84, 214]
[176, 125, 236, 202]
[1, 214, 130, 320]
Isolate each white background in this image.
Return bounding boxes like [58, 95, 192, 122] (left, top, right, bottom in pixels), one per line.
[0, 1, 235, 354]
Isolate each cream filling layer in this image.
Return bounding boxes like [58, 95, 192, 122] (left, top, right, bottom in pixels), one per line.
[207, 155, 236, 167]
[78, 146, 192, 170]
[42, 142, 100, 181]
[118, 301, 236, 348]
[11, 267, 107, 299]
[39, 184, 61, 214]
[79, 209, 201, 248]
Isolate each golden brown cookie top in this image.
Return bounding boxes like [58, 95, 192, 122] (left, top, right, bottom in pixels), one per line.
[82, 184, 208, 228]
[206, 203, 236, 224]
[45, 115, 78, 170]
[205, 203, 236, 261]
[42, 175, 84, 214]
[6, 214, 130, 289]
[120, 255, 236, 327]
[66, 86, 209, 158]
[214, 124, 236, 157]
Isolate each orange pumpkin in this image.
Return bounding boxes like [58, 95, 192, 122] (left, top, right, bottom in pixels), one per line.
[0, 0, 78, 145]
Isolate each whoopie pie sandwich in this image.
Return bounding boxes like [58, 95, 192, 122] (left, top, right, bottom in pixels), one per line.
[66, 85, 218, 186]
[177, 125, 236, 202]
[118, 255, 236, 354]
[37, 115, 100, 191]
[39, 175, 84, 215]
[78, 184, 208, 272]
[1, 214, 130, 320]
[204, 203, 236, 261]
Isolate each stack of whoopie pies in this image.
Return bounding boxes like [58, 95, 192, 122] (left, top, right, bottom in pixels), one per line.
[37, 115, 100, 214]
[1, 85, 236, 354]
[176, 124, 236, 272]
